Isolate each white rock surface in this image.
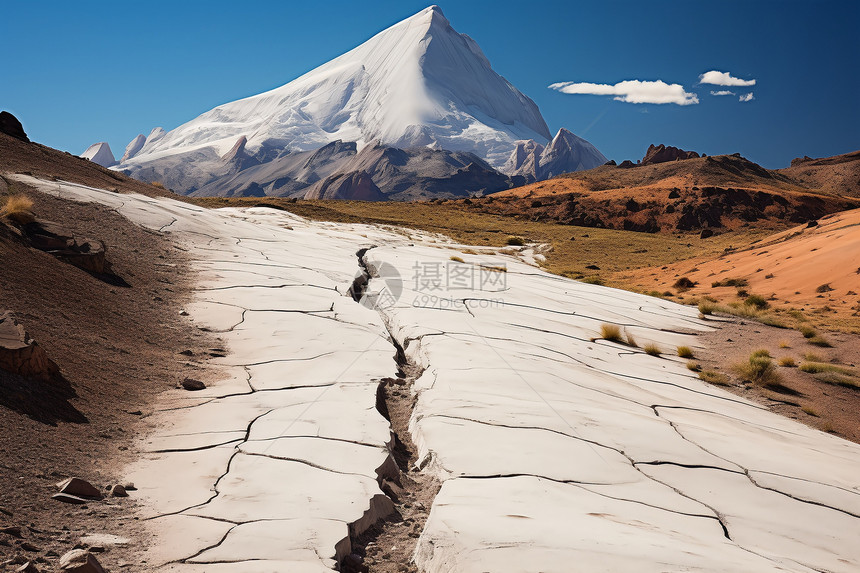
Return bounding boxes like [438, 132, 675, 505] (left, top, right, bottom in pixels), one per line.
[80, 142, 117, 167]
[15, 172, 860, 572]
[120, 133, 147, 162]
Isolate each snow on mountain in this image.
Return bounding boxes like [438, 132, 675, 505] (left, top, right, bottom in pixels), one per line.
[120, 134, 147, 162]
[120, 6, 553, 173]
[80, 142, 117, 167]
[505, 128, 608, 181]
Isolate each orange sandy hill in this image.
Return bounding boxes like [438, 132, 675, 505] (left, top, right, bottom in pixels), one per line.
[624, 207, 860, 316]
[475, 153, 860, 233]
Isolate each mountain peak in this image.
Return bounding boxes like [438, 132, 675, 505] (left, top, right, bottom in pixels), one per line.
[120, 5, 556, 170]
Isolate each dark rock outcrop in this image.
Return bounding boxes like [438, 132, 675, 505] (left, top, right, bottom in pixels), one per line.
[641, 144, 700, 165]
[0, 111, 28, 142]
[24, 221, 108, 274]
[305, 171, 385, 201]
[0, 312, 61, 383]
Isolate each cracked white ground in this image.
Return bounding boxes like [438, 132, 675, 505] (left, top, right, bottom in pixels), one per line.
[14, 174, 860, 573]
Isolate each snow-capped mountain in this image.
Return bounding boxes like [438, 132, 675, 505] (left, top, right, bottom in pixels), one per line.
[507, 128, 608, 182]
[80, 142, 116, 167]
[109, 5, 605, 199]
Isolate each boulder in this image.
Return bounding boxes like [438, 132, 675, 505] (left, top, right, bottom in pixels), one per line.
[641, 144, 699, 165]
[617, 160, 637, 169]
[0, 313, 61, 382]
[58, 550, 106, 573]
[110, 484, 128, 497]
[0, 111, 28, 142]
[181, 378, 206, 391]
[23, 221, 108, 274]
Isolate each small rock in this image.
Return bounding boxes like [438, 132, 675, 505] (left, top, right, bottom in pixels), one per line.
[178, 310, 189, 316]
[181, 378, 206, 391]
[56, 478, 102, 499]
[88, 547, 105, 553]
[0, 507, 12, 516]
[58, 550, 106, 573]
[700, 229, 714, 239]
[20, 542, 40, 552]
[16, 562, 40, 573]
[178, 349, 194, 356]
[123, 483, 136, 491]
[1, 526, 23, 538]
[110, 485, 128, 497]
[381, 479, 404, 502]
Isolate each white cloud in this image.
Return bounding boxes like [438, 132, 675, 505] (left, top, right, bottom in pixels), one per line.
[739, 92, 755, 102]
[699, 70, 756, 87]
[710, 90, 735, 96]
[549, 80, 699, 106]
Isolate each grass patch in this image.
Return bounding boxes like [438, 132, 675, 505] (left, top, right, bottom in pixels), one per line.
[799, 362, 855, 376]
[798, 325, 817, 338]
[779, 340, 791, 348]
[644, 343, 662, 356]
[0, 194, 35, 225]
[449, 256, 465, 263]
[580, 276, 604, 286]
[600, 323, 622, 343]
[625, 331, 639, 348]
[734, 351, 782, 388]
[801, 405, 819, 417]
[677, 346, 694, 358]
[698, 301, 717, 315]
[744, 294, 769, 309]
[808, 335, 832, 347]
[699, 369, 730, 385]
[712, 277, 748, 288]
[812, 372, 860, 389]
[778, 356, 796, 367]
[687, 361, 701, 372]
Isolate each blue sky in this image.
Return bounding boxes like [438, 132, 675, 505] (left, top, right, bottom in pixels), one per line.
[3, 0, 857, 168]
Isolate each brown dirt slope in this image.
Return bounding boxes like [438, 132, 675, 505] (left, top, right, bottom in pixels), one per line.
[0, 133, 215, 570]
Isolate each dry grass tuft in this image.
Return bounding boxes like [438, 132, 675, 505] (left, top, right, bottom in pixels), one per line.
[600, 323, 622, 343]
[625, 331, 639, 348]
[677, 346, 694, 359]
[778, 356, 796, 367]
[734, 350, 782, 388]
[0, 194, 35, 224]
[644, 343, 662, 356]
[699, 369, 730, 385]
[449, 256, 465, 263]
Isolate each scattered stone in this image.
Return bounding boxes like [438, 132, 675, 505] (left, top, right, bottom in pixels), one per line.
[1, 526, 23, 538]
[23, 221, 109, 274]
[181, 377, 206, 391]
[19, 542, 40, 552]
[56, 478, 102, 499]
[58, 550, 106, 573]
[178, 310, 189, 316]
[0, 312, 62, 383]
[178, 349, 194, 356]
[16, 562, 40, 573]
[700, 228, 714, 239]
[123, 483, 136, 491]
[110, 485, 128, 497]
[585, 264, 600, 270]
[0, 507, 12, 516]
